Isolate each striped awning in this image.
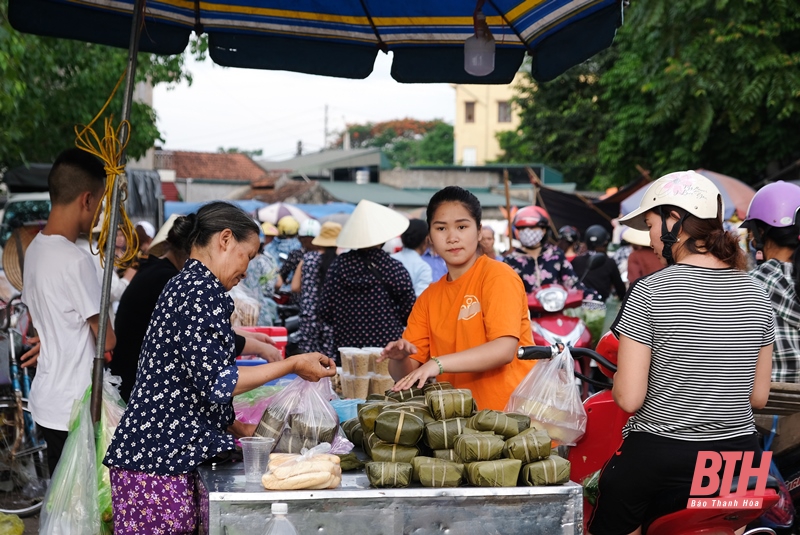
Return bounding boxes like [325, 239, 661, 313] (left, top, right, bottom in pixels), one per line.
[9, 0, 623, 82]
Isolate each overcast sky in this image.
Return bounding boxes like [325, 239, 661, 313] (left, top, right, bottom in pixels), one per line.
[152, 53, 456, 162]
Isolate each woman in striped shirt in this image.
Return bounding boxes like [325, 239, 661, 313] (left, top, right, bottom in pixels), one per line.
[588, 171, 774, 535]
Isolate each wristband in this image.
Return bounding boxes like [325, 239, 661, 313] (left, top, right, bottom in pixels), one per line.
[431, 357, 444, 375]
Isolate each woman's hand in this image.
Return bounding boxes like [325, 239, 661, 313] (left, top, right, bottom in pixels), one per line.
[379, 339, 418, 362]
[392, 359, 439, 391]
[289, 353, 336, 382]
[228, 420, 257, 439]
[20, 336, 40, 368]
[234, 328, 276, 347]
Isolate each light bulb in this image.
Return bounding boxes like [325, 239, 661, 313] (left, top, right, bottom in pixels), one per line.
[464, 11, 495, 76]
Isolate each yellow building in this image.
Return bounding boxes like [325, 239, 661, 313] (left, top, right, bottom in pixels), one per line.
[453, 72, 526, 166]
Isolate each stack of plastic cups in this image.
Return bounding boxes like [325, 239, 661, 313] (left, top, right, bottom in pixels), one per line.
[363, 347, 395, 395]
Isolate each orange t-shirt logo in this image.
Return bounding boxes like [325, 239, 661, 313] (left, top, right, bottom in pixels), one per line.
[458, 295, 481, 320]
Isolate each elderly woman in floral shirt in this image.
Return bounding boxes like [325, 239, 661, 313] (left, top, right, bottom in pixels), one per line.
[503, 206, 599, 300]
[104, 202, 335, 535]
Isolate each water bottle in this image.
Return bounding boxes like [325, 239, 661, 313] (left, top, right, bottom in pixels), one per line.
[264, 503, 298, 535]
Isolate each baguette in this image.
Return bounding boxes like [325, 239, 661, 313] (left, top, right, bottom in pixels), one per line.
[268, 453, 341, 468]
[262, 470, 333, 490]
[271, 459, 337, 480]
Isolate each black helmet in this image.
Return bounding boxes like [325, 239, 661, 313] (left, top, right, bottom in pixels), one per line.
[558, 226, 580, 244]
[585, 225, 610, 249]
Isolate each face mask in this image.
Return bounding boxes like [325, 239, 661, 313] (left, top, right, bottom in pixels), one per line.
[519, 228, 545, 248]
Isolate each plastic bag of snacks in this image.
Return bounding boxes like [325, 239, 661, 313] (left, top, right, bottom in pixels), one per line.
[505, 345, 587, 445]
[254, 377, 351, 454]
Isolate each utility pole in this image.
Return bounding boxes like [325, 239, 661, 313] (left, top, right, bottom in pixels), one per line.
[324, 104, 328, 150]
[296, 140, 303, 157]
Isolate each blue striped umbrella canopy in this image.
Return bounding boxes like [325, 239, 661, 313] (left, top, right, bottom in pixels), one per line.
[9, 0, 623, 83]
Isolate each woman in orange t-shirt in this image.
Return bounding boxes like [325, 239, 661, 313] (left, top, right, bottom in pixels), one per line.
[381, 186, 534, 410]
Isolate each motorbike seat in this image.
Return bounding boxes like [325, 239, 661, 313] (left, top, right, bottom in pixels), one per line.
[641, 475, 781, 533]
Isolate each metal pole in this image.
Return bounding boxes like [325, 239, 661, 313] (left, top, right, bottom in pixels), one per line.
[503, 168, 512, 251]
[91, 0, 145, 423]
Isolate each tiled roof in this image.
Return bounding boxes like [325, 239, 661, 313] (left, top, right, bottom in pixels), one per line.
[161, 181, 181, 202]
[318, 182, 529, 208]
[246, 181, 316, 203]
[155, 150, 268, 182]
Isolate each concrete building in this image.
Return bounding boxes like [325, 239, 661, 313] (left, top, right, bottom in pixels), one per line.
[453, 72, 526, 166]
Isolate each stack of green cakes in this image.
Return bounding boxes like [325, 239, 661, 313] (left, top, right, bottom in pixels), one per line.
[340, 385, 571, 489]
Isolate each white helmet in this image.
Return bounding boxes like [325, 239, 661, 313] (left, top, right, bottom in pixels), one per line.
[298, 218, 321, 238]
[619, 171, 723, 231]
[619, 171, 723, 265]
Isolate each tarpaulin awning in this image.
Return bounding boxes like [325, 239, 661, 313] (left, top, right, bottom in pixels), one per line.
[9, 0, 624, 83]
[538, 184, 618, 235]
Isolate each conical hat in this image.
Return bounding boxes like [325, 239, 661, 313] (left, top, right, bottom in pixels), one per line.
[336, 200, 410, 250]
[3, 224, 41, 291]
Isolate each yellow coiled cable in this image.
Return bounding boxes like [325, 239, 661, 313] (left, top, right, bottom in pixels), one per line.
[74, 70, 139, 269]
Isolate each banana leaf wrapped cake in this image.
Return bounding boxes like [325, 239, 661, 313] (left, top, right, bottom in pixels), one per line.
[467, 409, 520, 439]
[424, 417, 469, 450]
[382, 403, 434, 425]
[433, 449, 457, 461]
[373, 410, 425, 446]
[426, 389, 475, 420]
[519, 455, 571, 486]
[370, 441, 420, 463]
[385, 387, 425, 401]
[422, 381, 453, 393]
[276, 429, 316, 454]
[453, 434, 505, 463]
[505, 412, 532, 434]
[357, 402, 390, 434]
[466, 459, 523, 487]
[289, 410, 338, 445]
[365, 462, 413, 488]
[417, 458, 466, 488]
[503, 428, 551, 463]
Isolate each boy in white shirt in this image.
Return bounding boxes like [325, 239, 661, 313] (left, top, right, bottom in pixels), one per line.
[21, 148, 116, 472]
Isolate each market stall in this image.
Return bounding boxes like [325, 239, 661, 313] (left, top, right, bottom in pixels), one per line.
[197, 464, 583, 535]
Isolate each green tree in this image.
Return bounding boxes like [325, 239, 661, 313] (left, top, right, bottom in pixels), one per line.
[332, 118, 453, 168]
[500, 0, 800, 189]
[496, 49, 616, 189]
[0, 1, 202, 170]
[597, 0, 800, 188]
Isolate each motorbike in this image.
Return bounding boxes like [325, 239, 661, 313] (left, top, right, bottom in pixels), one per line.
[518, 337, 782, 535]
[528, 284, 594, 398]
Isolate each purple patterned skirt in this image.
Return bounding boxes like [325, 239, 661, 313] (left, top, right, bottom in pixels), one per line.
[110, 467, 198, 534]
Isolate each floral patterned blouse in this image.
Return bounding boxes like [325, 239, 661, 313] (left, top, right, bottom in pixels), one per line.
[503, 244, 600, 300]
[319, 248, 416, 350]
[104, 259, 239, 475]
[297, 251, 335, 358]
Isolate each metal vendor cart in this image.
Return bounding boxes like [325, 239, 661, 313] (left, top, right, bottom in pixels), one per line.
[197, 464, 583, 535]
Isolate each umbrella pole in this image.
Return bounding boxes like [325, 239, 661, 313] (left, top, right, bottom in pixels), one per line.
[90, 0, 145, 424]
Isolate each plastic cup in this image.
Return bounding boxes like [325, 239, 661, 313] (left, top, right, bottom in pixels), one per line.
[240, 437, 274, 483]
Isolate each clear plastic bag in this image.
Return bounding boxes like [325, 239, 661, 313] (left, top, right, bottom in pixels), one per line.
[96, 372, 127, 534]
[233, 385, 286, 425]
[255, 377, 352, 454]
[505, 345, 587, 446]
[39, 387, 100, 535]
[229, 285, 261, 327]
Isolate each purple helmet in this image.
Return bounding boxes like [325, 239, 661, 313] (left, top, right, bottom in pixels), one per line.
[743, 181, 800, 228]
